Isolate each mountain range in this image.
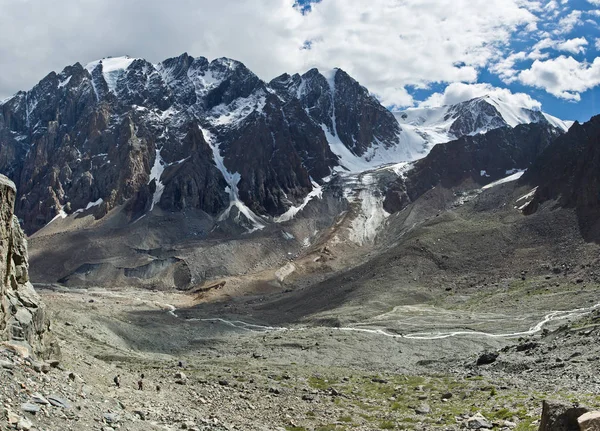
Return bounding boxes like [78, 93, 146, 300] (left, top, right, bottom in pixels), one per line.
[0, 54, 570, 235]
[2, 52, 597, 292]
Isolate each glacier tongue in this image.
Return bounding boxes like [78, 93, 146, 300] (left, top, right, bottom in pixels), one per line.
[348, 173, 390, 246]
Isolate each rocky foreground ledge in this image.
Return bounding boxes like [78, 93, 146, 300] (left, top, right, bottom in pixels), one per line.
[0, 174, 56, 358]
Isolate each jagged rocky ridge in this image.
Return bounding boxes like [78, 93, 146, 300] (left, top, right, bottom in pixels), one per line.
[0, 174, 55, 358]
[0, 54, 404, 233]
[0, 53, 568, 234]
[383, 123, 563, 213]
[520, 114, 600, 241]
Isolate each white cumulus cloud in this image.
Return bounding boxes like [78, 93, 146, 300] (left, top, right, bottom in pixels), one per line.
[555, 37, 588, 54]
[0, 0, 539, 108]
[419, 82, 542, 110]
[517, 56, 600, 100]
[553, 10, 583, 34]
[0, 0, 596, 108]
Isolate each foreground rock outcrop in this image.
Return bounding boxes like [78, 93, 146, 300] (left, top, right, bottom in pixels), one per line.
[538, 400, 589, 431]
[0, 174, 55, 358]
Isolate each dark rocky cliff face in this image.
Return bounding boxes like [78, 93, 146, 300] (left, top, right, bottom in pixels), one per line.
[0, 54, 569, 235]
[270, 68, 402, 158]
[0, 175, 55, 358]
[0, 54, 410, 234]
[521, 115, 600, 241]
[383, 123, 562, 213]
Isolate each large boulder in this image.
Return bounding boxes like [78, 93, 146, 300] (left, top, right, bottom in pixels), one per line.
[476, 351, 499, 366]
[0, 174, 56, 358]
[578, 412, 600, 431]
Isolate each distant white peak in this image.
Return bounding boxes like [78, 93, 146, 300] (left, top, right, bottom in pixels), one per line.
[451, 95, 571, 132]
[85, 56, 139, 93]
[481, 97, 538, 128]
[397, 95, 570, 133]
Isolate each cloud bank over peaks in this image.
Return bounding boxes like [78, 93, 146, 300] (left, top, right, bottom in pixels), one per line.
[419, 82, 542, 110]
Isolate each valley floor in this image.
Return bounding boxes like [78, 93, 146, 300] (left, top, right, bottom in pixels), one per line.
[3, 282, 599, 431]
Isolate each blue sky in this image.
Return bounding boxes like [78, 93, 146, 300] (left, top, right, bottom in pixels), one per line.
[295, 0, 600, 122]
[0, 0, 598, 122]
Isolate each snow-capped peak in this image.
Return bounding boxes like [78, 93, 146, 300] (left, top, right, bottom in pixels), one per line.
[482, 95, 570, 132]
[392, 95, 572, 158]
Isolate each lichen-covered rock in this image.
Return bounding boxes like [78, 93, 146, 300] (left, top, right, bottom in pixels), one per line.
[0, 174, 56, 358]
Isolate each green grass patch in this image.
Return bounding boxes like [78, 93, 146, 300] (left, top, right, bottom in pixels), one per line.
[379, 420, 395, 429]
[308, 376, 330, 390]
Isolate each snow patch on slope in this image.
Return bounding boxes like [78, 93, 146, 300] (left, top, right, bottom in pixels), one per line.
[517, 187, 538, 203]
[482, 170, 525, 190]
[58, 75, 72, 89]
[274, 180, 323, 223]
[200, 126, 265, 233]
[362, 133, 429, 167]
[321, 125, 374, 173]
[210, 92, 267, 127]
[74, 198, 104, 215]
[149, 149, 165, 212]
[392, 109, 456, 157]
[188, 68, 221, 98]
[47, 205, 68, 226]
[486, 97, 569, 132]
[543, 113, 572, 132]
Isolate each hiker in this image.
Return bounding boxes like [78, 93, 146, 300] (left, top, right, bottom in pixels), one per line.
[113, 375, 121, 388]
[156, 385, 161, 392]
[138, 379, 143, 390]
